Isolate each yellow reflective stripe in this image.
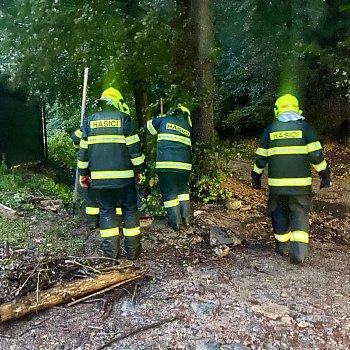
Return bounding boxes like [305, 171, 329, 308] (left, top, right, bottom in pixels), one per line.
[164, 198, 180, 208]
[123, 227, 141, 237]
[275, 232, 291, 242]
[307, 141, 322, 153]
[91, 170, 134, 179]
[80, 139, 88, 149]
[157, 133, 192, 146]
[126, 134, 140, 145]
[268, 146, 308, 156]
[131, 154, 145, 166]
[100, 227, 119, 238]
[86, 206, 99, 215]
[156, 161, 192, 171]
[75, 129, 83, 138]
[147, 120, 157, 135]
[73, 143, 80, 149]
[116, 207, 122, 215]
[78, 160, 89, 169]
[253, 164, 264, 174]
[88, 135, 126, 144]
[256, 147, 268, 157]
[290, 231, 309, 243]
[312, 160, 327, 172]
[268, 177, 312, 187]
[178, 193, 190, 201]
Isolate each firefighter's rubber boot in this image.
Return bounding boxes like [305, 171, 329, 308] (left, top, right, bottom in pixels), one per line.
[124, 236, 142, 261]
[101, 236, 120, 259]
[275, 240, 290, 257]
[180, 201, 191, 227]
[166, 206, 182, 231]
[290, 242, 308, 265]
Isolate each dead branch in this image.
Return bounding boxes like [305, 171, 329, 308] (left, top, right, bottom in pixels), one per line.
[66, 274, 141, 307]
[0, 270, 142, 323]
[97, 314, 185, 350]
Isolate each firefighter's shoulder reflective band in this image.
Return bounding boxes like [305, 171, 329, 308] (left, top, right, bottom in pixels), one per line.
[91, 170, 134, 179]
[164, 198, 180, 208]
[275, 232, 291, 242]
[267, 146, 307, 156]
[312, 160, 327, 172]
[88, 135, 126, 144]
[86, 206, 100, 215]
[290, 230, 309, 243]
[147, 120, 157, 135]
[306, 141, 322, 153]
[78, 160, 89, 169]
[156, 161, 192, 171]
[253, 164, 264, 174]
[123, 227, 141, 237]
[157, 133, 192, 146]
[75, 129, 83, 138]
[126, 134, 140, 145]
[80, 139, 88, 149]
[268, 177, 312, 186]
[116, 207, 122, 215]
[100, 227, 119, 238]
[131, 154, 145, 166]
[178, 193, 190, 201]
[256, 147, 268, 157]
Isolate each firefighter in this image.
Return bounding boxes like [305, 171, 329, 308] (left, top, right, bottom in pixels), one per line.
[251, 93, 331, 265]
[78, 87, 145, 260]
[145, 105, 192, 231]
[71, 127, 122, 228]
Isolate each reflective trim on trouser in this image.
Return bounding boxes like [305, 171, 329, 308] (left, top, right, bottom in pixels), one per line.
[290, 231, 309, 243]
[275, 232, 291, 242]
[123, 227, 141, 237]
[86, 207, 122, 215]
[178, 193, 190, 201]
[164, 198, 180, 208]
[86, 206, 99, 215]
[100, 227, 120, 238]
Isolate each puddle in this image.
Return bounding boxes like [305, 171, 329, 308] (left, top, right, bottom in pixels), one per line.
[312, 200, 350, 218]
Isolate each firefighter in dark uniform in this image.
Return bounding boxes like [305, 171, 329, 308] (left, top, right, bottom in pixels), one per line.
[251, 94, 331, 264]
[145, 105, 192, 231]
[71, 127, 122, 227]
[78, 87, 145, 260]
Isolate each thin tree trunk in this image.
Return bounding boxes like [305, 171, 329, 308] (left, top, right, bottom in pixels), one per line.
[133, 80, 149, 129]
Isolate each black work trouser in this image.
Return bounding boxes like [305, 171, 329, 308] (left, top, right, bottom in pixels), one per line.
[158, 172, 191, 227]
[268, 194, 310, 244]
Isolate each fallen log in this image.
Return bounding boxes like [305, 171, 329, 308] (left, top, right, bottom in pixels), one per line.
[0, 269, 143, 323]
[0, 203, 17, 218]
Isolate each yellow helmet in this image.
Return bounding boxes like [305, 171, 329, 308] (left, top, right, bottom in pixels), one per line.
[174, 104, 192, 126]
[274, 94, 302, 117]
[97, 87, 130, 115]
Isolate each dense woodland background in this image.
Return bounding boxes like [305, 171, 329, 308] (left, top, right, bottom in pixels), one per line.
[0, 0, 350, 142]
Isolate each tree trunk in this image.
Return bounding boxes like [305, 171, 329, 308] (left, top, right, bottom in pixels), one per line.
[190, 0, 215, 142]
[133, 80, 150, 129]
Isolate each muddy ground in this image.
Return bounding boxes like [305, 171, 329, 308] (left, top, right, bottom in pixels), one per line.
[0, 156, 349, 350]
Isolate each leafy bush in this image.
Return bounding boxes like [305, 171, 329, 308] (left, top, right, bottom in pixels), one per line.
[47, 130, 77, 169]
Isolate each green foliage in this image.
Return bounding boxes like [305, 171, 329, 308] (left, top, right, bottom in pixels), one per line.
[190, 143, 233, 204]
[0, 164, 72, 206]
[47, 130, 76, 169]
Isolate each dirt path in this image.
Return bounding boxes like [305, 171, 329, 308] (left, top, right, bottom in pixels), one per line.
[0, 161, 349, 350]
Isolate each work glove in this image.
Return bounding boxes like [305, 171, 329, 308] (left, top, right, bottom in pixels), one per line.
[79, 175, 91, 188]
[251, 171, 262, 189]
[319, 167, 332, 189]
